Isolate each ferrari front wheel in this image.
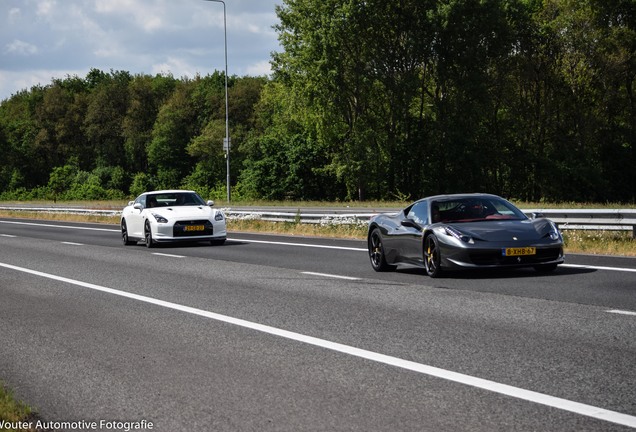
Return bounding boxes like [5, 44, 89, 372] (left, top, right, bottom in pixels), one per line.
[424, 235, 443, 278]
[368, 228, 396, 272]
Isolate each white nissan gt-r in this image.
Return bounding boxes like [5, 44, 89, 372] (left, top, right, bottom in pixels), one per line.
[121, 190, 227, 247]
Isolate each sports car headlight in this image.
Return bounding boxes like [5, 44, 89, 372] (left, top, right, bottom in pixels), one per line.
[152, 213, 168, 223]
[215, 212, 224, 221]
[444, 226, 474, 244]
[548, 222, 561, 241]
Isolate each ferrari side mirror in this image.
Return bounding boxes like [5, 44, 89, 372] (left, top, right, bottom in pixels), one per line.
[401, 219, 419, 229]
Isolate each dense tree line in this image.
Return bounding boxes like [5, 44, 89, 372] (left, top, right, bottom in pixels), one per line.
[1, 0, 634, 203]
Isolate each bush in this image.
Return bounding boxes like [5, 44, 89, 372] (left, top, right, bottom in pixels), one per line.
[130, 173, 155, 197]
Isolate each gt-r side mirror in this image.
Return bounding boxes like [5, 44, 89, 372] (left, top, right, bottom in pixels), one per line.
[133, 203, 143, 211]
[531, 212, 545, 219]
[207, 200, 215, 207]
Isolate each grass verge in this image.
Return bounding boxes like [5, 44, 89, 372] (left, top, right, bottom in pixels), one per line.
[0, 382, 39, 432]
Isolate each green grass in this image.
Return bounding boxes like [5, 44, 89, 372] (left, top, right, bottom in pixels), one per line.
[0, 382, 38, 431]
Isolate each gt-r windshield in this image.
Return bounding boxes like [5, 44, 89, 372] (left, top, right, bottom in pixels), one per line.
[431, 197, 526, 223]
[146, 192, 206, 208]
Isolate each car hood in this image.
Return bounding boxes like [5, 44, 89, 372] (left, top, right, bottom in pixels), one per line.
[446, 219, 554, 242]
[148, 205, 215, 219]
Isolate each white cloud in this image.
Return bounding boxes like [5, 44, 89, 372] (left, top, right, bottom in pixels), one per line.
[151, 57, 197, 78]
[5, 39, 38, 55]
[245, 60, 272, 77]
[8, 7, 21, 23]
[35, 0, 55, 18]
[0, 0, 284, 100]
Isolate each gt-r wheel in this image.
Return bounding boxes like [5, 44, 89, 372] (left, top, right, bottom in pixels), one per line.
[424, 235, 443, 278]
[121, 219, 135, 246]
[144, 221, 155, 248]
[368, 228, 396, 272]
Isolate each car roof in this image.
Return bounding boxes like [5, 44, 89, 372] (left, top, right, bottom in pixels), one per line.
[420, 193, 503, 202]
[142, 190, 196, 195]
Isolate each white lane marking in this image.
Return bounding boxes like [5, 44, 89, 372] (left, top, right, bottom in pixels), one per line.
[1, 262, 635, 429]
[61, 242, 83, 246]
[561, 263, 636, 273]
[0, 234, 17, 238]
[607, 309, 636, 316]
[0, 220, 119, 232]
[233, 237, 367, 252]
[152, 252, 186, 258]
[302, 271, 360, 281]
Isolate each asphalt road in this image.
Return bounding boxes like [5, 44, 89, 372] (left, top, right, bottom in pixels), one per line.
[0, 218, 635, 431]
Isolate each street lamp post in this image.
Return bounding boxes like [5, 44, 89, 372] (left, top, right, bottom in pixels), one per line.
[203, 0, 230, 203]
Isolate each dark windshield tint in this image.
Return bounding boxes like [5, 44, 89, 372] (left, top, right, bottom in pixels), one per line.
[146, 192, 206, 208]
[431, 197, 526, 223]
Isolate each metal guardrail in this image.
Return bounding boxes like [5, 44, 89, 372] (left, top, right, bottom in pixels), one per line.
[1, 206, 635, 237]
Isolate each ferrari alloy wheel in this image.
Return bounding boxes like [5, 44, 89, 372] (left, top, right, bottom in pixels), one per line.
[121, 219, 135, 246]
[144, 221, 155, 248]
[424, 235, 442, 278]
[368, 228, 396, 272]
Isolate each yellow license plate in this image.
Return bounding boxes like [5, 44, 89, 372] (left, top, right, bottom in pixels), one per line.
[503, 247, 536, 256]
[184, 225, 205, 232]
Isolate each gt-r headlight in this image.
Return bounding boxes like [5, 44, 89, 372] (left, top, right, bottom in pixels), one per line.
[152, 213, 168, 223]
[215, 212, 224, 221]
[445, 226, 475, 244]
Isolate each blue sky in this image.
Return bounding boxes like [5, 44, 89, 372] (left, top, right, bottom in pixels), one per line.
[1, 0, 283, 101]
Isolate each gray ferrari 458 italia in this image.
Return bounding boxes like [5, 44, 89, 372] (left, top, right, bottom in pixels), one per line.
[367, 193, 564, 277]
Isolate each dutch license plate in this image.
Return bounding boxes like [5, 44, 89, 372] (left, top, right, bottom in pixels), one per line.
[184, 225, 205, 232]
[502, 247, 536, 256]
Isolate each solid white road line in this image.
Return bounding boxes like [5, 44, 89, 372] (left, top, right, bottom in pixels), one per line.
[302, 271, 361, 281]
[61, 241, 83, 246]
[0, 220, 119, 232]
[1, 261, 635, 429]
[152, 252, 186, 258]
[607, 309, 636, 316]
[561, 263, 636, 273]
[0, 234, 17, 237]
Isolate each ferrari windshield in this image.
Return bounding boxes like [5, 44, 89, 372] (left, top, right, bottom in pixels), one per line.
[146, 192, 206, 208]
[431, 197, 526, 223]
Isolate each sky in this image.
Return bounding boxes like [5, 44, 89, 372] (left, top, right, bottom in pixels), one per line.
[0, 0, 283, 101]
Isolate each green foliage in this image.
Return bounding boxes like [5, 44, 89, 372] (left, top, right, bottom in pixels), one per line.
[130, 173, 155, 198]
[0, 1, 635, 203]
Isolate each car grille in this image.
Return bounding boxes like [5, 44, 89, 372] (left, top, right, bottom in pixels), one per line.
[468, 247, 562, 266]
[173, 220, 213, 237]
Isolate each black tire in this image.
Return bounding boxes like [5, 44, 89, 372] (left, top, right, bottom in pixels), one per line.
[144, 221, 155, 248]
[121, 219, 136, 246]
[424, 234, 443, 278]
[534, 263, 558, 273]
[368, 228, 396, 272]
